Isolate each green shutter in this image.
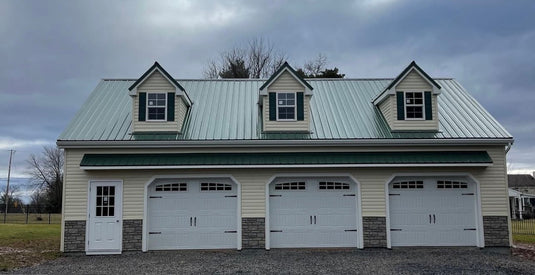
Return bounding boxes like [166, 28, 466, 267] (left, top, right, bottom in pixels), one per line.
[167, 93, 175, 122]
[269, 93, 276, 121]
[396, 92, 404, 120]
[424, 91, 432, 120]
[297, 92, 304, 121]
[138, 92, 146, 121]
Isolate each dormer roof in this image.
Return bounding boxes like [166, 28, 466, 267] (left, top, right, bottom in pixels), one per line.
[128, 62, 192, 106]
[373, 61, 441, 105]
[259, 62, 314, 93]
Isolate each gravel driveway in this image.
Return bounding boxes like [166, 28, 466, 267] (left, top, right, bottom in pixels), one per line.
[10, 247, 535, 274]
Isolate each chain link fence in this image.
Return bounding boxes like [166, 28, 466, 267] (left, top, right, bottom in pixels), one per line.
[0, 204, 61, 224]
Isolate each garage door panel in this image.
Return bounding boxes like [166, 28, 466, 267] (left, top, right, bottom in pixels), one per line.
[269, 178, 359, 248]
[196, 214, 236, 229]
[271, 214, 310, 228]
[316, 213, 355, 227]
[148, 179, 237, 250]
[389, 178, 478, 247]
[390, 213, 430, 227]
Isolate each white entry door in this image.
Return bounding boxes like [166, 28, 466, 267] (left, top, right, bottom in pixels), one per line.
[269, 178, 358, 248]
[389, 178, 478, 246]
[147, 179, 238, 250]
[87, 181, 123, 254]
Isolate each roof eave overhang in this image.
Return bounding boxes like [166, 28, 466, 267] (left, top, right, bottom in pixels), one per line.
[57, 138, 514, 149]
[81, 162, 492, 170]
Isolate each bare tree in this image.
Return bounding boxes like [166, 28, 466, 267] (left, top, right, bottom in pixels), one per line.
[0, 184, 23, 212]
[303, 53, 327, 76]
[203, 37, 287, 79]
[27, 145, 64, 213]
[247, 38, 287, 78]
[203, 59, 220, 79]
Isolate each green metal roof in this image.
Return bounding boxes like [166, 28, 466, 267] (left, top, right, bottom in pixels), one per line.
[80, 151, 492, 167]
[58, 78, 512, 141]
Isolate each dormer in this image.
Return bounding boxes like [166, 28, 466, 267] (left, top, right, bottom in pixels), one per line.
[373, 61, 441, 131]
[259, 62, 313, 133]
[128, 62, 192, 134]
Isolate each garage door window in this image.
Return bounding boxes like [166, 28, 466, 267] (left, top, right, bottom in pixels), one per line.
[437, 180, 468, 189]
[200, 182, 232, 191]
[319, 181, 350, 190]
[274, 182, 305, 190]
[155, 183, 187, 192]
[392, 181, 423, 189]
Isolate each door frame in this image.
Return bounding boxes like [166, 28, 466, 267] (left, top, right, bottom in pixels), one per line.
[142, 174, 242, 252]
[85, 179, 123, 255]
[384, 173, 484, 248]
[264, 173, 364, 250]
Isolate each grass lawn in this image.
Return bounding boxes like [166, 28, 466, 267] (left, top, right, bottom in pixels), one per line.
[514, 234, 535, 244]
[0, 224, 61, 271]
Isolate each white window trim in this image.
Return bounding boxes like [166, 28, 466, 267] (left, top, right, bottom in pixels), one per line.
[276, 92, 297, 122]
[403, 90, 425, 121]
[146, 92, 167, 122]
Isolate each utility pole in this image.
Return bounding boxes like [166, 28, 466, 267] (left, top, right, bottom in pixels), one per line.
[3, 150, 14, 223]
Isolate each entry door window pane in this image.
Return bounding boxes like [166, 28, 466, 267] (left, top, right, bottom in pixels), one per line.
[96, 186, 115, 217]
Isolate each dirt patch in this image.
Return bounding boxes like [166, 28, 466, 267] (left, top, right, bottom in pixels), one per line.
[0, 246, 31, 255]
[0, 240, 60, 271]
[513, 243, 535, 261]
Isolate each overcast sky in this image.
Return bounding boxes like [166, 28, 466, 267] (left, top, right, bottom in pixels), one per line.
[1, 0, 534, 185]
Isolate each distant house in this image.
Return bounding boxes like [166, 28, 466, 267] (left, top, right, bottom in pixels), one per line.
[508, 173, 535, 219]
[57, 61, 513, 255]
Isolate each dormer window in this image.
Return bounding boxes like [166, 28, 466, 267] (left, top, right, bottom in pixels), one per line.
[147, 93, 167, 121]
[372, 61, 441, 131]
[258, 62, 313, 132]
[277, 92, 296, 121]
[405, 91, 424, 119]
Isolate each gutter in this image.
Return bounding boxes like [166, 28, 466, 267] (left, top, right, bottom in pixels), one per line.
[57, 138, 514, 149]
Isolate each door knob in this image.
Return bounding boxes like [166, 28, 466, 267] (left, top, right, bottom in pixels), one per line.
[116, 220, 119, 223]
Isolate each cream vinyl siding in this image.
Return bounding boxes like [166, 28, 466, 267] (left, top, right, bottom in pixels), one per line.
[262, 95, 310, 132]
[378, 97, 393, 128]
[132, 71, 188, 132]
[63, 145, 508, 222]
[267, 71, 305, 91]
[396, 70, 433, 90]
[390, 94, 439, 131]
[137, 71, 175, 91]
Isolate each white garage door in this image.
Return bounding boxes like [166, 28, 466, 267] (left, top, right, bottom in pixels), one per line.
[389, 177, 478, 246]
[269, 178, 358, 248]
[148, 179, 237, 250]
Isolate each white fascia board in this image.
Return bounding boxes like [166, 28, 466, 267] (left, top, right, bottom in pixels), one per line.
[81, 163, 492, 170]
[57, 138, 514, 148]
[372, 89, 391, 105]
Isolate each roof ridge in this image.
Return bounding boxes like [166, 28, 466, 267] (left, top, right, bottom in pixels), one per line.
[101, 77, 454, 82]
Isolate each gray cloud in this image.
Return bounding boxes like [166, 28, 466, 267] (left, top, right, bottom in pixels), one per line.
[0, 0, 534, 177]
